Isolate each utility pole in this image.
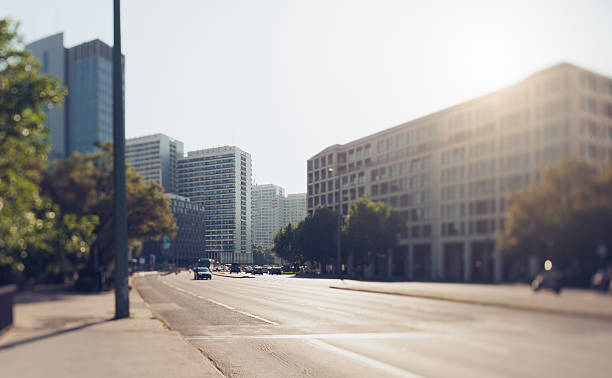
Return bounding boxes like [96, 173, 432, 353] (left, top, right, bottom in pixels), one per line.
[113, 0, 129, 319]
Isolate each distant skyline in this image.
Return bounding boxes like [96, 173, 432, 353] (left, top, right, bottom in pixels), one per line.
[4, 0, 612, 193]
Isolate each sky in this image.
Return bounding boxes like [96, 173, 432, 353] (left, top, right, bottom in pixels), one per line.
[3, 0, 612, 193]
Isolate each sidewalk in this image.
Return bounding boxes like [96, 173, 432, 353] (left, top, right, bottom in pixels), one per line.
[330, 280, 612, 320]
[0, 280, 221, 378]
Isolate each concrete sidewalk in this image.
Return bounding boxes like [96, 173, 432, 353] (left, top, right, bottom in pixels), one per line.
[330, 280, 612, 320]
[0, 281, 221, 378]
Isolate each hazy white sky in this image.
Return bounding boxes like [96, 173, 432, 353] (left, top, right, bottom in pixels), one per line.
[3, 0, 612, 193]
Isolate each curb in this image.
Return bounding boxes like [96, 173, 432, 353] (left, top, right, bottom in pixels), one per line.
[329, 285, 612, 321]
[211, 272, 254, 279]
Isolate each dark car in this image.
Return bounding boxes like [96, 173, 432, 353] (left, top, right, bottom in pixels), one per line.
[253, 267, 264, 275]
[269, 267, 282, 275]
[194, 267, 212, 280]
[230, 264, 241, 273]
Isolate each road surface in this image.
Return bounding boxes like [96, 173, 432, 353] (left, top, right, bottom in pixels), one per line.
[134, 272, 612, 377]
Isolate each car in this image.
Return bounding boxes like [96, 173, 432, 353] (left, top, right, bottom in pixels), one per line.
[194, 267, 212, 280]
[230, 263, 241, 273]
[269, 267, 282, 275]
[253, 267, 264, 275]
[244, 266, 254, 274]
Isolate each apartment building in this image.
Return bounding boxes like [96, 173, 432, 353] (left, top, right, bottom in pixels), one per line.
[251, 186, 307, 248]
[307, 63, 612, 282]
[141, 194, 206, 267]
[251, 184, 285, 248]
[126, 134, 184, 193]
[282, 193, 307, 227]
[177, 146, 252, 264]
[27, 33, 124, 158]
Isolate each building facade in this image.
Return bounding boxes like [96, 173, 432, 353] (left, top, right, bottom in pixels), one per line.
[27, 33, 124, 158]
[141, 194, 206, 267]
[251, 184, 285, 248]
[177, 146, 252, 264]
[126, 134, 184, 193]
[282, 193, 307, 227]
[307, 63, 612, 282]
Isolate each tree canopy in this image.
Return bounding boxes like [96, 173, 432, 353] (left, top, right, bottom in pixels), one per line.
[343, 197, 404, 266]
[41, 143, 178, 270]
[0, 19, 96, 283]
[499, 160, 612, 284]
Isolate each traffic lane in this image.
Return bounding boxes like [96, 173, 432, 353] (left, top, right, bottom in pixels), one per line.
[139, 274, 612, 378]
[168, 272, 612, 337]
[136, 275, 411, 377]
[168, 272, 612, 377]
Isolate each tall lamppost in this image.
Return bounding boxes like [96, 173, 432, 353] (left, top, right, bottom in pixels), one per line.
[113, 0, 129, 319]
[328, 167, 342, 276]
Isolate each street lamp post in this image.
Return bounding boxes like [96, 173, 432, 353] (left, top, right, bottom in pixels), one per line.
[328, 168, 342, 276]
[113, 0, 129, 319]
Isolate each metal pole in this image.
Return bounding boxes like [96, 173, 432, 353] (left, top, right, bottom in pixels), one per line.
[113, 0, 129, 319]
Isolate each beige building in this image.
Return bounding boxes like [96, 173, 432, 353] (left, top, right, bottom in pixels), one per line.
[307, 63, 612, 282]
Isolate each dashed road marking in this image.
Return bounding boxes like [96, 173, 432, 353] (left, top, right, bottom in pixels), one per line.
[159, 277, 278, 326]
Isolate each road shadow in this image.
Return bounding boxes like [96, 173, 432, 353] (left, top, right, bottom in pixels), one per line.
[0, 317, 113, 351]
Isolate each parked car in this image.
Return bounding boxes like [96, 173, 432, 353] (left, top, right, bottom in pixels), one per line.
[244, 266, 254, 274]
[194, 267, 212, 280]
[253, 267, 264, 275]
[230, 263, 241, 273]
[269, 267, 282, 275]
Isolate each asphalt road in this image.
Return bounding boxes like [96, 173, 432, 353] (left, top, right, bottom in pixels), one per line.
[134, 272, 612, 378]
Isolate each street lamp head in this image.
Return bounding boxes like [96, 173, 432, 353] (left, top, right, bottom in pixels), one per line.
[327, 167, 334, 172]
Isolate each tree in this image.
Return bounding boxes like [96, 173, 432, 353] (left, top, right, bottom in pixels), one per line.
[499, 160, 612, 285]
[41, 143, 178, 273]
[343, 197, 404, 271]
[273, 223, 300, 264]
[295, 206, 338, 269]
[0, 19, 97, 284]
[252, 245, 276, 265]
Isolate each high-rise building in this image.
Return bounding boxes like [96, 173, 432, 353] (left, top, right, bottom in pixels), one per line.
[251, 184, 285, 248]
[282, 193, 307, 227]
[177, 146, 252, 264]
[27, 33, 124, 158]
[126, 134, 184, 193]
[251, 186, 307, 249]
[141, 193, 206, 267]
[307, 63, 612, 282]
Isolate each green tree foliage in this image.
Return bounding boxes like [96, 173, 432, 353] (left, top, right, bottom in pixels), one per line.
[499, 160, 612, 284]
[343, 197, 403, 267]
[252, 245, 276, 265]
[42, 143, 178, 270]
[272, 223, 301, 263]
[0, 19, 97, 282]
[296, 206, 338, 267]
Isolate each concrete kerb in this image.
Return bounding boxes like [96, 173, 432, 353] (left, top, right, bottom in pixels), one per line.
[329, 285, 612, 321]
[211, 272, 254, 279]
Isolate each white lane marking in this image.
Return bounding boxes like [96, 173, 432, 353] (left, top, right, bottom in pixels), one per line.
[208, 299, 235, 310]
[185, 332, 442, 341]
[159, 276, 278, 326]
[309, 338, 422, 378]
[237, 311, 280, 326]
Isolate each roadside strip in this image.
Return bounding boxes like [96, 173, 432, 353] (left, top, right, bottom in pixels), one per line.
[211, 272, 254, 279]
[329, 285, 612, 321]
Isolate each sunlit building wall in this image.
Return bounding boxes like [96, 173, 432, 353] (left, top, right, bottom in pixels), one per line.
[251, 184, 285, 248]
[177, 146, 252, 264]
[282, 193, 307, 227]
[126, 134, 184, 194]
[307, 63, 612, 282]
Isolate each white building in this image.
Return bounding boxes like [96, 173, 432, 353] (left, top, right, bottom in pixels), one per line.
[177, 146, 252, 264]
[282, 193, 307, 227]
[126, 134, 184, 193]
[251, 185, 307, 248]
[251, 184, 285, 248]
